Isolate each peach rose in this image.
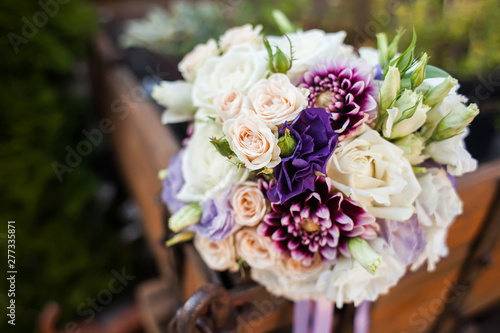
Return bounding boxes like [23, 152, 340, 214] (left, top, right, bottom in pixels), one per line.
[236, 228, 278, 269]
[194, 235, 238, 272]
[247, 73, 309, 126]
[223, 113, 281, 170]
[214, 89, 246, 123]
[231, 181, 268, 226]
[178, 39, 219, 82]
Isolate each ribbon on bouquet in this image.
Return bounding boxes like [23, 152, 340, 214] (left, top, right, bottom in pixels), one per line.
[293, 299, 371, 333]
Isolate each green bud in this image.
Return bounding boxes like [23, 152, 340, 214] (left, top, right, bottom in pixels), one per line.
[168, 203, 202, 233]
[210, 137, 234, 158]
[393, 133, 426, 165]
[348, 237, 382, 275]
[412, 166, 427, 174]
[387, 28, 404, 62]
[158, 168, 169, 180]
[424, 76, 458, 107]
[411, 53, 429, 88]
[431, 103, 479, 141]
[272, 9, 297, 34]
[277, 128, 297, 157]
[264, 36, 293, 74]
[376, 33, 389, 70]
[379, 66, 401, 113]
[165, 231, 194, 247]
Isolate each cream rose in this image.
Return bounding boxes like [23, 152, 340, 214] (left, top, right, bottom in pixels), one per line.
[219, 24, 263, 52]
[178, 39, 219, 82]
[177, 121, 248, 202]
[411, 168, 463, 271]
[214, 89, 246, 123]
[266, 29, 346, 82]
[192, 44, 268, 110]
[247, 73, 309, 126]
[151, 80, 196, 124]
[231, 181, 268, 226]
[223, 113, 281, 170]
[326, 126, 421, 221]
[236, 228, 278, 269]
[194, 235, 239, 272]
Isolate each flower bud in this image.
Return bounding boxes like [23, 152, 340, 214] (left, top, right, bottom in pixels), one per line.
[165, 231, 194, 247]
[277, 128, 297, 157]
[411, 53, 429, 88]
[424, 76, 458, 107]
[168, 203, 202, 232]
[431, 103, 479, 141]
[158, 168, 169, 180]
[379, 66, 401, 113]
[348, 237, 382, 275]
[393, 133, 426, 165]
[264, 37, 293, 74]
[210, 137, 234, 158]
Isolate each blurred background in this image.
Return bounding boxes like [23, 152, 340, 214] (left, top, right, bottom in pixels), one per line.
[1, 0, 500, 332]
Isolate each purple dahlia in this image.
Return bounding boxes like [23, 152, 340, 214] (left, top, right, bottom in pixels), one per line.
[259, 176, 378, 265]
[266, 108, 338, 204]
[299, 58, 378, 138]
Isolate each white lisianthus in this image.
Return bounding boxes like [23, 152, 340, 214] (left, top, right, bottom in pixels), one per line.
[219, 24, 263, 52]
[223, 113, 281, 170]
[358, 47, 380, 68]
[326, 126, 421, 221]
[214, 89, 246, 123]
[383, 89, 431, 139]
[194, 235, 239, 272]
[178, 39, 219, 82]
[231, 181, 268, 226]
[393, 133, 427, 165]
[247, 73, 309, 126]
[152, 81, 196, 124]
[317, 238, 406, 307]
[235, 228, 279, 269]
[267, 29, 347, 82]
[177, 121, 248, 202]
[251, 255, 329, 301]
[192, 44, 268, 110]
[411, 168, 463, 271]
[425, 129, 477, 176]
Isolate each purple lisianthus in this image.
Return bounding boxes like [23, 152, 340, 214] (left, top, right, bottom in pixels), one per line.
[299, 58, 378, 138]
[378, 215, 425, 266]
[161, 149, 186, 214]
[267, 108, 338, 204]
[190, 189, 239, 242]
[259, 176, 378, 265]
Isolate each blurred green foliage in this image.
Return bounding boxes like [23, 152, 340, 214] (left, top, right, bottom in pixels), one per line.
[0, 1, 132, 332]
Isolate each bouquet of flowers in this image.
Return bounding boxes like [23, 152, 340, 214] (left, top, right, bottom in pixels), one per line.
[154, 15, 478, 319]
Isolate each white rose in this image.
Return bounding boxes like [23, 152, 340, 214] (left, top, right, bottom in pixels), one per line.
[411, 168, 463, 271]
[383, 89, 431, 139]
[231, 181, 268, 226]
[235, 228, 278, 269]
[326, 126, 421, 221]
[219, 24, 263, 52]
[358, 47, 380, 68]
[151, 81, 196, 124]
[317, 238, 406, 307]
[194, 235, 239, 272]
[178, 39, 219, 82]
[214, 89, 246, 123]
[425, 129, 477, 176]
[177, 121, 248, 202]
[251, 254, 329, 301]
[192, 44, 267, 110]
[266, 29, 346, 82]
[223, 113, 281, 170]
[247, 73, 309, 126]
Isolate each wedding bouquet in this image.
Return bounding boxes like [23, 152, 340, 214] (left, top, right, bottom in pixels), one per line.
[154, 19, 478, 308]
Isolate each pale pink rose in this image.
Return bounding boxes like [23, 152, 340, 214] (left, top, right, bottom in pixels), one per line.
[236, 228, 278, 269]
[219, 24, 263, 52]
[194, 235, 239, 272]
[223, 113, 281, 170]
[231, 181, 268, 226]
[214, 89, 246, 123]
[247, 73, 309, 126]
[178, 39, 219, 82]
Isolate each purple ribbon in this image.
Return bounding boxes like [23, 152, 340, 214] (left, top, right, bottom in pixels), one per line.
[293, 298, 334, 333]
[353, 301, 371, 333]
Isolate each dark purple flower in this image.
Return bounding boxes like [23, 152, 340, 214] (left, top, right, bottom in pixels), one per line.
[299, 58, 378, 138]
[267, 108, 338, 204]
[378, 215, 425, 265]
[190, 189, 239, 242]
[259, 176, 378, 265]
[161, 149, 186, 214]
